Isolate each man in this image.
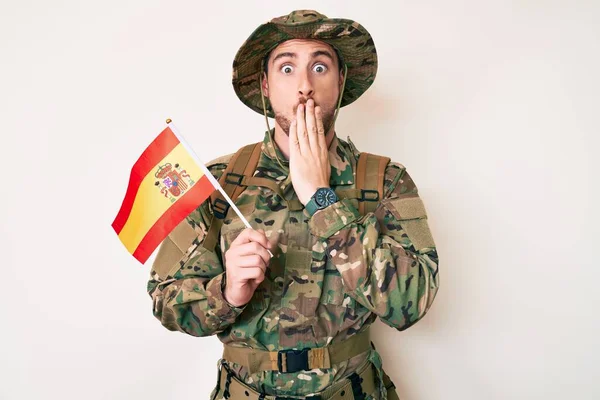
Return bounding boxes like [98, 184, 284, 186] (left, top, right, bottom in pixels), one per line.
[147, 10, 440, 400]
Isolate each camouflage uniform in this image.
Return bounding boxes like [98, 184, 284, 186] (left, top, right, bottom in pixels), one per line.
[148, 129, 440, 397]
[147, 9, 439, 399]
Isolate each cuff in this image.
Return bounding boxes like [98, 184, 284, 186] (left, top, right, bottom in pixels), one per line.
[205, 272, 246, 325]
[308, 199, 361, 239]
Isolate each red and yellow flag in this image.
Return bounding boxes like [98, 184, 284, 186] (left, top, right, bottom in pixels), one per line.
[112, 124, 216, 264]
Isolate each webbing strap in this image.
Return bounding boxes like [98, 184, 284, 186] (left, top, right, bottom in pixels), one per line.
[365, 154, 389, 215]
[222, 329, 371, 375]
[216, 354, 377, 400]
[352, 153, 390, 215]
[204, 143, 262, 252]
[355, 154, 367, 216]
[335, 189, 362, 200]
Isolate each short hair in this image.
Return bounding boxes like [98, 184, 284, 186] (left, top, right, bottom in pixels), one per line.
[262, 45, 344, 76]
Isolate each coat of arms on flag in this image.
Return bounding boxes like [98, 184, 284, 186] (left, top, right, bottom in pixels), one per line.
[155, 162, 195, 202]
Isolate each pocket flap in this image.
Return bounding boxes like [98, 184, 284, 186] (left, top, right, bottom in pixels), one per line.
[385, 195, 435, 250]
[387, 195, 427, 221]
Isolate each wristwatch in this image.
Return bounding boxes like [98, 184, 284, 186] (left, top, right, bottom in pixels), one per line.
[305, 187, 338, 216]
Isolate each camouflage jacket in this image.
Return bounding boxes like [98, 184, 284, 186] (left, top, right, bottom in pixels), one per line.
[147, 129, 440, 397]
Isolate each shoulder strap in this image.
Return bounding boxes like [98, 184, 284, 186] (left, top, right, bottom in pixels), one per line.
[203, 142, 262, 252]
[355, 152, 390, 215]
[202, 147, 391, 251]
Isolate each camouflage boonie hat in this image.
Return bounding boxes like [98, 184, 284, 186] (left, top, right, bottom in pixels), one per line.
[232, 9, 378, 118]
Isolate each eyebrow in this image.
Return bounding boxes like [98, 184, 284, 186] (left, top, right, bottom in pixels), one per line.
[271, 50, 335, 65]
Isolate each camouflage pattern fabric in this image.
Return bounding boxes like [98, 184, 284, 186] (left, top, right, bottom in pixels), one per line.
[232, 9, 378, 118]
[147, 129, 440, 398]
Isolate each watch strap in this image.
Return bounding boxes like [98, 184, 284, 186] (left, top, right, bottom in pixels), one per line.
[305, 197, 320, 216]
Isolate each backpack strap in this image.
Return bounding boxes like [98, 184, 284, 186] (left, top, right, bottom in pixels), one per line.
[202, 146, 391, 251]
[354, 152, 390, 215]
[203, 142, 262, 252]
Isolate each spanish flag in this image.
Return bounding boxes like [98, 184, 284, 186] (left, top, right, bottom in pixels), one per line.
[112, 122, 217, 264]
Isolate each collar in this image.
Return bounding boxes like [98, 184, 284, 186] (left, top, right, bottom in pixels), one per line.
[260, 129, 355, 186]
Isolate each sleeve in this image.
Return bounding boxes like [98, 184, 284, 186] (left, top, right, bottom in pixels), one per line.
[308, 162, 440, 331]
[147, 162, 247, 337]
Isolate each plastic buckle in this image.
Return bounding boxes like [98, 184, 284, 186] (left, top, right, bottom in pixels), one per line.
[277, 348, 310, 373]
[213, 198, 230, 219]
[349, 372, 366, 400]
[359, 189, 379, 202]
[225, 172, 244, 186]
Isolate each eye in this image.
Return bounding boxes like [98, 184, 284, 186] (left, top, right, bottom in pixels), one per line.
[280, 65, 294, 74]
[313, 63, 328, 73]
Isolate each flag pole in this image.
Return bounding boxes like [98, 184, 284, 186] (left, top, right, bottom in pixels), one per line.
[165, 119, 273, 257]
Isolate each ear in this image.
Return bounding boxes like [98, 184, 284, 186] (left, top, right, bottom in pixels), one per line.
[338, 68, 345, 88]
[262, 72, 269, 97]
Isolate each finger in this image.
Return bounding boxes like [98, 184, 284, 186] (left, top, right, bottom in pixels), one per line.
[233, 241, 270, 258]
[306, 99, 319, 152]
[256, 229, 268, 243]
[233, 242, 271, 266]
[237, 266, 265, 282]
[315, 106, 327, 153]
[235, 256, 267, 274]
[296, 103, 309, 155]
[255, 228, 274, 257]
[289, 119, 300, 156]
[251, 228, 272, 250]
[230, 228, 251, 247]
[231, 228, 271, 249]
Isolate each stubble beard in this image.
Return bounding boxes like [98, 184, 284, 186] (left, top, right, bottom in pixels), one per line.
[274, 106, 335, 137]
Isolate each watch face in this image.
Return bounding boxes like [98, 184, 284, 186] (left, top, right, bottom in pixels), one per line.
[315, 188, 337, 207]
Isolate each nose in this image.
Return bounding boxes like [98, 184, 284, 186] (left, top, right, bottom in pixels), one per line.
[298, 69, 314, 99]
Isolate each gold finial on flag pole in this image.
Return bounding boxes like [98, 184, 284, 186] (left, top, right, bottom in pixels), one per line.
[166, 118, 172, 124]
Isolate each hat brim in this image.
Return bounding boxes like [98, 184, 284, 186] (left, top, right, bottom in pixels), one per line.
[232, 17, 377, 118]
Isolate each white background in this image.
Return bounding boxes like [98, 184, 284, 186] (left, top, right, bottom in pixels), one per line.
[1, 1, 598, 399]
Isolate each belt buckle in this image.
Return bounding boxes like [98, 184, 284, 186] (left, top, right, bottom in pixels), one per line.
[277, 348, 310, 373]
